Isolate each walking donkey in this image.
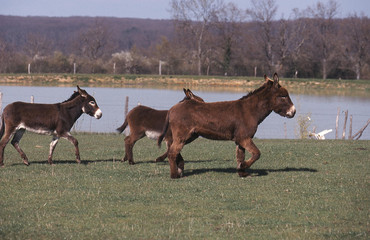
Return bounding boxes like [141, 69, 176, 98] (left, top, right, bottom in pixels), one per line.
[0, 86, 102, 166]
[117, 89, 204, 164]
[158, 73, 296, 178]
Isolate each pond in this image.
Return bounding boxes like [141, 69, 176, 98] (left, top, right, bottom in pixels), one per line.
[0, 85, 369, 140]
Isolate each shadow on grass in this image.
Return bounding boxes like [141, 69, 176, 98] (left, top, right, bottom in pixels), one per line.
[10, 158, 120, 166]
[185, 167, 318, 177]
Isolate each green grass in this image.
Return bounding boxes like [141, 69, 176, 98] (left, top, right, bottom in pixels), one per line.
[0, 133, 369, 239]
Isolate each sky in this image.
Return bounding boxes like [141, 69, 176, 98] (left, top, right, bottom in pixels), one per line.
[0, 0, 369, 19]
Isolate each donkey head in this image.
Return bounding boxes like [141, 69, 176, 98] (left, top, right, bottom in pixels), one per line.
[77, 86, 103, 119]
[182, 88, 205, 102]
[265, 73, 296, 118]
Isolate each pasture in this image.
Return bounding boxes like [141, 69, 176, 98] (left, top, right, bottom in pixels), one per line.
[0, 132, 369, 239]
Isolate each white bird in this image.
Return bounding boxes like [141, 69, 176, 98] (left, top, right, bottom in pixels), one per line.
[309, 129, 333, 140]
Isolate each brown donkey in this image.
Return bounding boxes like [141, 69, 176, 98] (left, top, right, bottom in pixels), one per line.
[0, 86, 102, 166]
[158, 73, 296, 178]
[117, 89, 204, 164]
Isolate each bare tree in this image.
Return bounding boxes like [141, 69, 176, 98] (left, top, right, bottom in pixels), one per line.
[344, 14, 370, 80]
[307, 0, 339, 79]
[246, 0, 278, 73]
[24, 33, 51, 59]
[78, 20, 110, 61]
[170, 0, 225, 75]
[215, 2, 245, 75]
[275, 9, 308, 77]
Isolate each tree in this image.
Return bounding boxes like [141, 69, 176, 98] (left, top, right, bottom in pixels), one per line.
[170, 0, 225, 75]
[246, 0, 278, 73]
[344, 14, 370, 79]
[274, 9, 309, 77]
[215, 2, 245, 75]
[307, 0, 339, 79]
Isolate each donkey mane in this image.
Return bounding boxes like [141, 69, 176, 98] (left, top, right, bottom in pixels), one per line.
[62, 91, 80, 103]
[240, 82, 269, 100]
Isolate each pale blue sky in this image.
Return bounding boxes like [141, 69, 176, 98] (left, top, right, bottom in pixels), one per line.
[0, 0, 368, 19]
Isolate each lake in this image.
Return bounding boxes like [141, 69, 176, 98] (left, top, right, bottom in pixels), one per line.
[0, 85, 369, 140]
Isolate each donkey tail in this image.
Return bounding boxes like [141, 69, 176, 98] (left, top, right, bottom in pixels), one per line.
[157, 113, 169, 148]
[116, 119, 128, 134]
[0, 117, 4, 140]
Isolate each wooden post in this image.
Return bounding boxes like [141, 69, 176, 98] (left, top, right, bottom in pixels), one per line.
[124, 96, 129, 117]
[31, 95, 34, 103]
[349, 115, 353, 140]
[254, 66, 257, 77]
[28, 63, 31, 74]
[113, 62, 116, 74]
[159, 60, 162, 75]
[0, 92, 3, 115]
[335, 107, 340, 139]
[342, 110, 348, 140]
[352, 119, 370, 140]
[73, 63, 76, 74]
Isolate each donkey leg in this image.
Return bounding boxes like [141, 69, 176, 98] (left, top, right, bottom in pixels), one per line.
[0, 128, 16, 167]
[155, 140, 170, 162]
[48, 136, 59, 165]
[176, 153, 185, 175]
[124, 135, 137, 165]
[65, 134, 80, 164]
[236, 138, 260, 170]
[168, 141, 185, 179]
[11, 129, 29, 166]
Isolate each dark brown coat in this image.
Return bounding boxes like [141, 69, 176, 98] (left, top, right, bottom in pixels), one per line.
[0, 86, 102, 166]
[117, 89, 204, 164]
[158, 74, 296, 178]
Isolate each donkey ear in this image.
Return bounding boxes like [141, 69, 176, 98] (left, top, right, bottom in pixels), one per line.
[264, 74, 274, 83]
[187, 89, 194, 98]
[273, 73, 279, 87]
[77, 85, 87, 98]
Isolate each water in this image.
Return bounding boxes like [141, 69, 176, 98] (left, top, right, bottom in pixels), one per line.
[0, 85, 369, 140]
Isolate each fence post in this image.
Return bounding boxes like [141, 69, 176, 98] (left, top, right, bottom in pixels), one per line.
[31, 95, 34, 103]
[28, 63, 31, 74]
[159, 60, 162, 75]
[73, 63, 76, 74]
[0, 92, 3, 115]
[124, 96, 129, 117]
[342, 110, 348, 140]
[335, 107, 340, 139]
[349, 115, 353, 140]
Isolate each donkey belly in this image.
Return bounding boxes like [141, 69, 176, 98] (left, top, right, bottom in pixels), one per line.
[17, 123, 56, 135]
[145, 130, 161, 140]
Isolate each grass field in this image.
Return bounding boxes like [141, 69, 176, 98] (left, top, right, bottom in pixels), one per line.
[0, 133, 369, 239]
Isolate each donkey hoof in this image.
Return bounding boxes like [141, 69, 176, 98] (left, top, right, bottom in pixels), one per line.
[129, 161, 136, 165]
[23, 161, 30, 166]
[170, 174, 180, 179]
[155, 157, 164, 162]
[76, 160, 81, 164]
[237, 170, 250, 178]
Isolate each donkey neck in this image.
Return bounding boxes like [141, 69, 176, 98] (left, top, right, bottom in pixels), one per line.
[60, 95, 84, 121]
[242, 88, 273, 125]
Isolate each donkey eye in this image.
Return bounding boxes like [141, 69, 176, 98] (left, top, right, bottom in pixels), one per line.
[89, 101, 96, 105]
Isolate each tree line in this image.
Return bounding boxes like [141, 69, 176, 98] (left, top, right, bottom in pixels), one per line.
[0, 0, 369, 79]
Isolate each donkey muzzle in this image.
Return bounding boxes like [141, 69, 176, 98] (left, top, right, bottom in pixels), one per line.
[286, 105, 296, 118]
[94, 109, 103, 119]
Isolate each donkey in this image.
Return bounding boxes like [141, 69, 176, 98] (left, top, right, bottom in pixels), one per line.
[117, 89, 204, 164]
[0, 86, 102, 166]
[158, 73, 296, 178]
